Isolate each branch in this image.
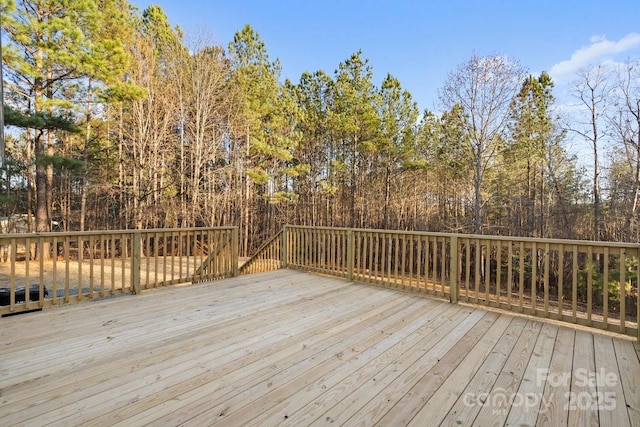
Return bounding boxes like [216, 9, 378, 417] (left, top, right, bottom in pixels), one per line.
[4, 105, 81, 133]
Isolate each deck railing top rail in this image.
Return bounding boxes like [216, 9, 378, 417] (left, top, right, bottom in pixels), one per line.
[0, 226, 235, 240]
[286, 224, 640, 249]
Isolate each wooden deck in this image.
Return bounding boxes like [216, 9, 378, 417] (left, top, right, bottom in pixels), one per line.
[1, 270, 639, 426]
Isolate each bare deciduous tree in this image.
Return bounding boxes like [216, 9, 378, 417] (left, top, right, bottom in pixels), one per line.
[439, 55, 526, 233]
[608, 60, 640, 240]
[570, 64, 611, 240]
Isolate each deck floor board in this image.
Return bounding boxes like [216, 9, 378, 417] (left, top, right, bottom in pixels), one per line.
[0, 269, 637, 427]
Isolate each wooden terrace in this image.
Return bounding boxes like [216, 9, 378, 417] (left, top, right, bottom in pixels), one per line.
[1, 269, 639, 426]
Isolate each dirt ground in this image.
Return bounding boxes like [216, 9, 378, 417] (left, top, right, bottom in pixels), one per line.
[0, 256, 236, 298]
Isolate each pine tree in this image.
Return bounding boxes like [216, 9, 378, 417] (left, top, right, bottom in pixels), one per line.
[507, 72, 555, 236]
[378, 73, 418, 228]
[330, 51, 381, 227]
[293, 70, 334, 225]
[228, 24, 299, 252]
[2, 0, 133, 252]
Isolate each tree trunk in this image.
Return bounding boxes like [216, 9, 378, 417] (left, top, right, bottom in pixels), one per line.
[242, 133, 250, 256]
[34, 74, 51, 259]
[383, 162, 391, 229]
[473, 144, 483, 234]
[591, 97, 601, 241]
[350, 135, 358, 228]
[46, 130, 54, 225]
[35, 132, 49, 233]
[80, 79, 93, 231]
[625, 144, 640, 241]
[118, 105, 125, 229]
[26, 129, 34, 233]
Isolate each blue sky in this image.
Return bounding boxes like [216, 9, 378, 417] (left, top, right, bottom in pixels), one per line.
[130, 0, 640, 113]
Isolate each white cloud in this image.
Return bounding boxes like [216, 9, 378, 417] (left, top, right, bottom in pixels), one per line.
[549, 33, 640, 83]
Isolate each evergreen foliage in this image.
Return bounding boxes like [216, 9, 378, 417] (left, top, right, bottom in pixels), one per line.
[0, 2, 638, 254]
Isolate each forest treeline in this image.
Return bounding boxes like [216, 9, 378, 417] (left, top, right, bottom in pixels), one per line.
[1, 1, 639, 255]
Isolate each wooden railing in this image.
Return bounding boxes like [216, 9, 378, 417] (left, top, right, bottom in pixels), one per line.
[238, 231, 282, 275]
[0, 227, 238, 316]
[7, 223, 637, 339]
[282, 226, 640, 339]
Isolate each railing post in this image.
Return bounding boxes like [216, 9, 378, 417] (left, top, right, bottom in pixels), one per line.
[232, 227, 239, 277]
[132, 231, 141, 295]
[281, 225, 288, 269]
[347, 229, 354, 281]
[450, 235, 458, 304]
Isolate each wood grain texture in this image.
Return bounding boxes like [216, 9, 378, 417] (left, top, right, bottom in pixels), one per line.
[0, 269, 637, 427]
